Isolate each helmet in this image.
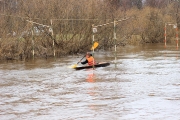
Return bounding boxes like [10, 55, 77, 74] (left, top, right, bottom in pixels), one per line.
[86, 52, 92, 56]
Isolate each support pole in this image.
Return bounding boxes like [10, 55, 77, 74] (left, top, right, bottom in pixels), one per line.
[165, 22, 178, 49]
[176, 24, 178, 50]
[50, 19, 55, 57]
[92, 24, 97, 69]
[114, 20, 117, 65]
[164, 23, 167, 48]
[92, 31, 95, 69]
[92, 25, 95, 55]
[31, 24, 34, 59]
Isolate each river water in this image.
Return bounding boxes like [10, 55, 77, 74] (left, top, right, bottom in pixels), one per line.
[0, 44, 180, 120]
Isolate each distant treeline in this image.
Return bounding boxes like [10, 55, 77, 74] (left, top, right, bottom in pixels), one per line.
[0, 0, 180, 60]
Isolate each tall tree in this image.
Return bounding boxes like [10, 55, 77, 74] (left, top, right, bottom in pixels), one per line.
[105, 0, 142, 10]
[144, 0, 174, 8]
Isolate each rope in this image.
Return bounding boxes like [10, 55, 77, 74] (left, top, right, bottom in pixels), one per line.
[93, 17, 131, 28]
[26, 20, 51, 28]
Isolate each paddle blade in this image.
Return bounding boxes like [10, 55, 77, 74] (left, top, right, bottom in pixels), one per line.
[70, 64, 77, 68]
[91, 42, 99, 50]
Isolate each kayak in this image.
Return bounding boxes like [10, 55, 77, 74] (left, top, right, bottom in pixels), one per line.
[74, 62, 110, 70]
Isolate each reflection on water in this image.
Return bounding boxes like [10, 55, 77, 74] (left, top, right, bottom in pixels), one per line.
[0, 44, 180, 120]
[86, 70, 95, 83]
[86, 70, 97, 111]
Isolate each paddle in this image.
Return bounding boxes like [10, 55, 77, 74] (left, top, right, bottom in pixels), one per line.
[91, 42, 99, 50]
[70, 42, 99, 68]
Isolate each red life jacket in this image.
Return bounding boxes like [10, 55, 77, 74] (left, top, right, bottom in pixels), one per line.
[86, 56, 95, 66]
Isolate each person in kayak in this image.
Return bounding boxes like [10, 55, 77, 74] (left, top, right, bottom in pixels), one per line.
[81, 53, 96, 66]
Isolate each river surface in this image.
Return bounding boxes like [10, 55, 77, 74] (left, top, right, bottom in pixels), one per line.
[0, 44, 180, 120]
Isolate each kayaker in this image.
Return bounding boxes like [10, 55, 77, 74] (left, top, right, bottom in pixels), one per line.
[81, 53, 95, 66]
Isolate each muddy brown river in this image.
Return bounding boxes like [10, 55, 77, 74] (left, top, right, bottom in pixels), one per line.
[0, 44, 180, 120]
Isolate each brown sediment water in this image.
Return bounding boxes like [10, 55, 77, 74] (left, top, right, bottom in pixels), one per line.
[0, 44, 180, 120]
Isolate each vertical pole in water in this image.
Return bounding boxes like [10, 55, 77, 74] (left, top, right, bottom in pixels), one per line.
[92, 25, 97, 69]
[176, 24, 178, 50]
[92, 25, 95, 55]
[114, 20, 117, 66]
[50, 19, 55, 58]
[164, 23, 167, 48]
[31, 24, 34, 60]
[92, 25, 94, 69]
